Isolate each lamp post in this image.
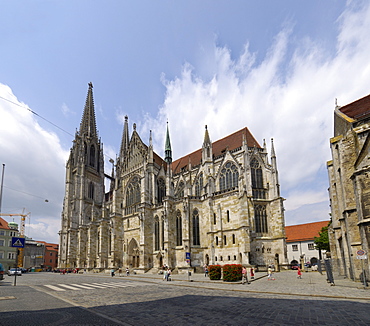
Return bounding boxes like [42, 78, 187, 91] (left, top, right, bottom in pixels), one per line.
[0, 163, 5, 214]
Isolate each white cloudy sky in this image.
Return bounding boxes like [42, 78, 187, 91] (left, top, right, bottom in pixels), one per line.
[1, 1, 370, 243]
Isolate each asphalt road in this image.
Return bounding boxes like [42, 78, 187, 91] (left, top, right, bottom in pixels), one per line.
[1, 271, 370, 325]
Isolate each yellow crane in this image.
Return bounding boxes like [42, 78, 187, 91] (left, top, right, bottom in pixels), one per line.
[0, 208, 29, 267]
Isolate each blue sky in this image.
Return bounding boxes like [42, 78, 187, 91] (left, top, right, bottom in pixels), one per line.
[1, 0, 369, 243]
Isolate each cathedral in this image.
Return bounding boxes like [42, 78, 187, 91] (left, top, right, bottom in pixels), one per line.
[58, 83, 287, 272]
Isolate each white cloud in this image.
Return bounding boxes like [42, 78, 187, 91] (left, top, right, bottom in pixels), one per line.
[0, 83, 69, 243]
[142, 1, 370, 224]
[61, 102, 74, 117]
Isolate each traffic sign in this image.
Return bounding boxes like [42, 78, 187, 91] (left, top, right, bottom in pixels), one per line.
[185, 252, 191, 260]
[357, 249, 367, 260]
[11, 237, 25, 248]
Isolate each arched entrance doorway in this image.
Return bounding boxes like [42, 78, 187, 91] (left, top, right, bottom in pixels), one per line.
[205, 254, 209, 265]
[156, 252, 163, 268]
[127, 238, 140, 268]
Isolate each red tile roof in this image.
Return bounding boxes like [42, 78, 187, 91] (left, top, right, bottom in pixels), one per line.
[36, 241, 59, 251]
[172, 127, 261, 174]
[339, 93, 370, 120]
[285, 221, 329, 243]
[0, 217, 10, 229]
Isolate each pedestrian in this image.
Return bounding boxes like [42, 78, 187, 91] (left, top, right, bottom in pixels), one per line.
[250, 267, 255, 280]
[167, 269, 171, 281]
[111, 268, 115, 277]
[163, 268, 168, 281]
[126, 267, 129, 276]
[267, 266, 275, 280]
[204, 265, 208, 277]
[242, 267, 250, 284]
[297, 266, 302, 279]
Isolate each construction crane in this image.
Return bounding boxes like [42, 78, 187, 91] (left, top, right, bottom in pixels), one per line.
[0, 208, 30, 267]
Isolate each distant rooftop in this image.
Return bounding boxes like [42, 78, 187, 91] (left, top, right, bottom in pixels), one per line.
[285, 221, 329, 243]
[339, 93, 370, 120]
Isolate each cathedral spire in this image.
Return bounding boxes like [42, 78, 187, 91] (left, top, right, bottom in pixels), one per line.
[203, 125, 211, 145]
[79, 82, 97, 138]
[120, 115, 130, 158]
[164, 121, 172, 165]
[202, 125, 213, 163]
[271, 138, 276, 159]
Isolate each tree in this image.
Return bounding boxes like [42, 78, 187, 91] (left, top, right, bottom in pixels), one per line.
[314, 223, 330, 259]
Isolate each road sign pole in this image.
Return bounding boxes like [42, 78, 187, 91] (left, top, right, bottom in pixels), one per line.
[14, 250, 18, 286]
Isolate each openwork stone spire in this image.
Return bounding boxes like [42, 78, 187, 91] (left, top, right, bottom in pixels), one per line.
[120, 115, 130, 158]
[165, 121, 172, 165]
[203, 125, 211, 145]
[79, 82, 97, 138]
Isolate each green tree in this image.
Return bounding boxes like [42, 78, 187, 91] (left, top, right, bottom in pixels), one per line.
[314, 223, 330, 259]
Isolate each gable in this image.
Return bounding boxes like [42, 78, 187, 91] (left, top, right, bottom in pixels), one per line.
[172, 127, 260, 174]
[125, 131, 149, 170]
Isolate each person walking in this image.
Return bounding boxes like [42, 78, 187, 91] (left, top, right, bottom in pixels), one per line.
[111, 269, 115, 277]
[250, 267, 255, 280]
[297, 266, 302, 279]
[267, 266, 275, 280]
[242, 267, 250, 284]
[204, 265, 209, 277]
[167, 269, 171, 281]
[126, 267, 130, 276]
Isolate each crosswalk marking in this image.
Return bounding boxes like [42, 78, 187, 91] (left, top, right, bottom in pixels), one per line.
[58, 284, 80, 290]
[44, 284, 66, 291]
[42, 281, 145, 292]
[70, 283, 93, 289]
[81, 283, 106, 288]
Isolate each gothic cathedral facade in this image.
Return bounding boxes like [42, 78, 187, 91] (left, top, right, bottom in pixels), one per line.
[58, 83, 287, 272]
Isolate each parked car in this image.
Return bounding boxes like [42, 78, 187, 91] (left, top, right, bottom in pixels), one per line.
[0, 263, 4, 280]
[7, 268, 22, 276]
[291, 265, 300, 270]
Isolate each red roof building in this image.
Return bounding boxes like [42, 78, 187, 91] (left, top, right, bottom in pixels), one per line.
[37, 241, 59, 270]
[285, 221, 329, 266]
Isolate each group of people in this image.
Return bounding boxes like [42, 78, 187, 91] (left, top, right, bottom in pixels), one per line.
[110, 268, 130, 277]
[242, 267, 255, 284]
[163, 268, 172, 281]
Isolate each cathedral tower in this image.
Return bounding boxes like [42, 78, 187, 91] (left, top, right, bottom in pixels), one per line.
[59, 82, 105, 269]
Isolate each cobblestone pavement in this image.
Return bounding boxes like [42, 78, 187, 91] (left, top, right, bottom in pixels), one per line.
[1, 270, 370, 325]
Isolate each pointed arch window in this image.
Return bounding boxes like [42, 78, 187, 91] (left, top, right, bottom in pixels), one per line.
[176, 210, 182, 246]
[175, 181, 185, 199]
[251, 158, 265, 199]
[154, 216, 160, 251]
[125, 175, 141, 215]
[161, 218, 165, 250]
[195, 173, 203, 197]
[192, 209, 200, 246]
[90, 145, 96, 167]
[219, 162, 239, 191]
[88, 182, 94, 200]
[254, 204, 268, 233]
[157, 177, 166, 204]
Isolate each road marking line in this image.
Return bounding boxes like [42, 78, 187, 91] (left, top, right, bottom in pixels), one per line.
[70, 283, 94, 289]
[81, 283, 106, 288]
[98, 283, 120, 287]
[57, 284, 80, 290]
[44, 284, 66, 291]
